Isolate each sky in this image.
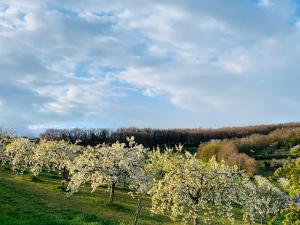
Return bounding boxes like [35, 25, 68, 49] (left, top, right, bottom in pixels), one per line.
[1, 0, 300, 136]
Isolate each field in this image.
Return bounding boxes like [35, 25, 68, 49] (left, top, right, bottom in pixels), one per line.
[1, 125, 299, 225]
[0, 166, 263, 225]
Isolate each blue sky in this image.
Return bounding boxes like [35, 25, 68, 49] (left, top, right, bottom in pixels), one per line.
[1, 0, 300, 135]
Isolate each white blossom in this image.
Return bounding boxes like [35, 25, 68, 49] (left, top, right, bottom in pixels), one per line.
[2, 138, 36, 173]
[31, 139, 83, 177]
[67, 137, 147, 203]
[240, 175, 288, 224]
[147, 146, 245, 225]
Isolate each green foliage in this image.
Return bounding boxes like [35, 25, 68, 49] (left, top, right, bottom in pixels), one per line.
[274, 158, 300, 197]
[268, 204, 300, 225]
[197, 141, 221, 162]
[291, 144, 300, 154]
[269, 146, 300, 224]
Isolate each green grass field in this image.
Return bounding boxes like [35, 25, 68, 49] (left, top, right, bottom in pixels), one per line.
[0, 166, 264, 225]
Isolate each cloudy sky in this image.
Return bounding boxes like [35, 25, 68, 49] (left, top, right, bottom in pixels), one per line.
[0, 0, 300, 135]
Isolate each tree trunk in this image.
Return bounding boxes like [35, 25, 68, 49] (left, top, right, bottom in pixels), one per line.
[60, 167, 68, 189]
[260, 216, 263, 225]
[109, 182, 116, 203]
[249, 218, 254, 225]
[121, 174, 126, 189]
[133, 197, 143, 225]
[61, 167, 68, 180]
[193, 206, 200, 225]
[193, 216, 199, 225]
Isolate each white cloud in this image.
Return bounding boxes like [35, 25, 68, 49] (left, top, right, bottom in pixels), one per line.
[0, 0, 300, 135]
[118, 67, 229, 111]
[34, 77, 121, 115]
[219, 52, 250, 75]
[259, 0, 273, 7]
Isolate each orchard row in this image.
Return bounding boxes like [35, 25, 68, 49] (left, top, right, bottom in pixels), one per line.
[0, 137, 297, 225]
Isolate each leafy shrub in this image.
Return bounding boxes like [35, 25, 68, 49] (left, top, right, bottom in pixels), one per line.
[197, 141, 221, 162]
[197, 140, 257, 175]
[291, 145, 300, 154]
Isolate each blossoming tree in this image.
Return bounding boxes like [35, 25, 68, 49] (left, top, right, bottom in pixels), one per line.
[128, 162, 152, 225]
[31, 139, 83, 187]
[240, 175, 288, 225]
[147, 145, 246, 225]
[67, 137, 147, 203]
[2, 138, 36, 174]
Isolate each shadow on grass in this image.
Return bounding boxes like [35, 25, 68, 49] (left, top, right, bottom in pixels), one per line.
[104, 203, 132, 214]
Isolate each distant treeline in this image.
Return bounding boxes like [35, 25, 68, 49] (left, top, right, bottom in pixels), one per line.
[40, 122, 300, 147]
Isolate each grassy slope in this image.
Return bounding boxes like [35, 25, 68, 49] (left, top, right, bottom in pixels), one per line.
[0, 167, 262, 225]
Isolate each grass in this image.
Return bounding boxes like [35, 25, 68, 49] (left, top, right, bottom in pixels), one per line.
[0, 166, 176, 225]
[0, 166, 263, 225]
[253, 147, 300, 160]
